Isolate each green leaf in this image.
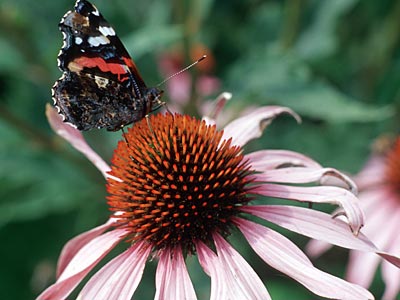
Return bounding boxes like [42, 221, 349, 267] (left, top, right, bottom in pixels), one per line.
[0, 38, 24, 71]
[0, 122, 106, 228]
[295, 0, 359, 59]
[123, 25, 183, 59]
[268, 82, 394, 123]
[227, 49, 392, 123]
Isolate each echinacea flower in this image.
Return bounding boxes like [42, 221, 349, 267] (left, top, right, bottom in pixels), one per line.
[307, 137, 400, 300]
[38, 99, 400, 300]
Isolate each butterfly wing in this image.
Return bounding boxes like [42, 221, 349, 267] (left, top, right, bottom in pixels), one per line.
[53, 0, 149, 130]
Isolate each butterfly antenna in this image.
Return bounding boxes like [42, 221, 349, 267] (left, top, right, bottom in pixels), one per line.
[157, 55, 207, 87]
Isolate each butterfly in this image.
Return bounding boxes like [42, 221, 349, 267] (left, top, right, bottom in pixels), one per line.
[52, 0, 163, 131]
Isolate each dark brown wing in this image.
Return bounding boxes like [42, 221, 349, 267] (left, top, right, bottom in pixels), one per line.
[53, 0, 155, 131]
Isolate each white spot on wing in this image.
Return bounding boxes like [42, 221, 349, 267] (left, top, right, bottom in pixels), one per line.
[61, 32, 67, 49]
[92, 9, 100, 16]
[94, 76, 109, 88]
[88, 35, 110, 47]
[75, 37, 83, 45]
[98, 26, 115, 36]
[52, 76, 65, 118]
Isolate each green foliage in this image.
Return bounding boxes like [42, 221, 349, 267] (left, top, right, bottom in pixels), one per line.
[0, 0, 399, 299]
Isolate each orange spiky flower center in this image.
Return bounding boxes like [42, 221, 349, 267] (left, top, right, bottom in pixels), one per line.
[384, 138, 400, 195]
[107, 114, 252, 253]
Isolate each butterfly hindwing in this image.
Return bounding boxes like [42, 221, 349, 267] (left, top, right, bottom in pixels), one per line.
[53, 72, 148, 131]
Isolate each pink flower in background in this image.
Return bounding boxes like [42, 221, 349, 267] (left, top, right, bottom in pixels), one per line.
[307, 137, 400, 300]
[158, 44, 220, 112]
[37, 100, 400, 300]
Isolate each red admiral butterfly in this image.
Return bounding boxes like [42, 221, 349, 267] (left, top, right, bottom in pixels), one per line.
[53, 0, 163, 131]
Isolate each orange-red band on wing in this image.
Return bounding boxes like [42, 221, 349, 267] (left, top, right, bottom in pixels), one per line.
[71, 56, 130, 82]
[122, 56, 144, 83]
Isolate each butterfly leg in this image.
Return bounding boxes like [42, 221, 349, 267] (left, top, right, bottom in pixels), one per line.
[145, 114, 157, 141]
[121, 127, 131, 148]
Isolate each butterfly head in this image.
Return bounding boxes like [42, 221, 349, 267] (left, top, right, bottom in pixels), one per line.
[143, 87, 164, 115]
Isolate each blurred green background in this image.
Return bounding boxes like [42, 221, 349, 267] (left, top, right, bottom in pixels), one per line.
[0, 0, 399, 299]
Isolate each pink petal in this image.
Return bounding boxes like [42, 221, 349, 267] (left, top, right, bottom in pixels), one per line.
[155, 247, 197, 300]
[346, 251, 380, 289]
[353, 156, 386, 190]
[212, 233, 272, 300]
[36, 229, 127, 300]
[57, 219, 114, 277]
[167, 73, 191, 105]
[46, 104, 111, 179]
[241, 205, 376, 251]
[266, 204, 400, 270]
[381, 260, 400, 300]
[355, 198, 400, 267]
[245, 149, 321, 171]
[358, 188, 387, 215]
[196, 241, 228, 300]
[381, 239, 400, 300]
[222, 106, 301, 147]
[202, 92, 232, 125]
[347, 206, 400, 291]
[305, 239, 333, 258]
[381, 208, 400, 300]
[346, 202, 391, 287]
[77, 241, 151, 300]
[196, 75, 221, 97]
[197, 237, 272, 300]
[251, 167, 357, 194]
[359, 195, 397, 239]
[235, 217, 374, 300]
[250, 183, 365, 234]
[305, 190, 384, 257]
[242, 205, 400, 268]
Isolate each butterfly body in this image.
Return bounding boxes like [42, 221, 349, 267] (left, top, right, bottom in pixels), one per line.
[53, 0, 163, 131]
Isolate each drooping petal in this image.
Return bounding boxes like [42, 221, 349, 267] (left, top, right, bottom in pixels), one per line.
[250, 183, 364, 234]
[245, 149, 321, 171]
[381, 207, 400, 300]
[242, 205, 377, 251]
[46, 104, 111, 179]
[304, 189, 388, 257]
[155, 247, 197, 300]
[222, 106, 301, 147]
[57, 219, 115, 277]
[196, 241, 228, 300]
[346, 206, 400, 290]
[77, 241, 151, 300]
[243, 205, 400, 268]
[251, 167, 357, 194]
[197, 236, 272, 300]
[211, 233, 272, 300]
[202, 92, 232, 125]
[235, 217, 374, 300]
[36, 229, 127, 300]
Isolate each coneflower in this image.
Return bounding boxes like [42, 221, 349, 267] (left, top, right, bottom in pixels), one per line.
[38, 99, 400, 300]
[308, 137, 400, 300]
